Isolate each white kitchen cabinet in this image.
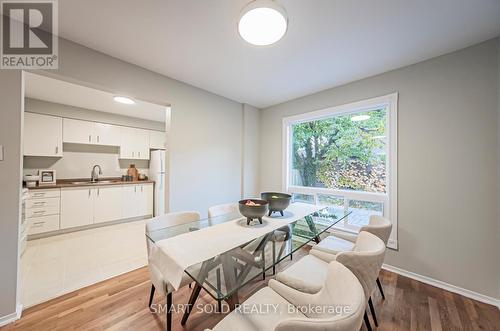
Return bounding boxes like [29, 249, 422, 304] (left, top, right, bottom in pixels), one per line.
[94, 122, 121, 146]
[149, 130, 166, 150]
[122, 184, 153, 218]
[63, 118, 94, 144]
[63, 118, 121, 146]
[122, 185, 138, 218]
[120, 127, 150, 160]
[93, 186, 123, 224]
[137, 183, 154, 216]
[24, 113, 63, 157]
[60, 187, 94, 229]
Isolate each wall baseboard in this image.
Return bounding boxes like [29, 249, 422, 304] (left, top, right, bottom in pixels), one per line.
[382, 264, 500, 308]
[0, 303, 22, 327]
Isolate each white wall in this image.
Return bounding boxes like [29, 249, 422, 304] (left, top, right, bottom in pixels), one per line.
[0, 71, 23, 322]
[260, 39, 500, 299]
[242, 104, 261, 198]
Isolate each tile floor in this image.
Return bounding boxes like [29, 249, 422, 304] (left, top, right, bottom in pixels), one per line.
[19, 219, 148, 308]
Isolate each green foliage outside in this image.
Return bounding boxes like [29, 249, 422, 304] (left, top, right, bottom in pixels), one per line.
[292, 109, 387, 193]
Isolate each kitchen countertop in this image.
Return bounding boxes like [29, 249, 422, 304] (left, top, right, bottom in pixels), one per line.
[25, 177, 155, 190]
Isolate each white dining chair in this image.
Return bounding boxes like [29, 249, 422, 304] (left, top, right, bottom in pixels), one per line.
[277, 231, 386, 331]
[208, 202, 239, 218]
[312, 215, 392, 299]
[206, 261, 365, 331]
[145, 211, 201, 331]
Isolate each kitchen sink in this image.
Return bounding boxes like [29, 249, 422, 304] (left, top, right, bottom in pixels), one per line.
[68, 180, 118, 185]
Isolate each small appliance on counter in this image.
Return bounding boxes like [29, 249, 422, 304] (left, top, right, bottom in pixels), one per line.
[38, 169, 56, 186]
[23, 174, 40, 188]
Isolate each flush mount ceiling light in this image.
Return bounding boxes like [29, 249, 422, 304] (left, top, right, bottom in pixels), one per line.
[113, 96, 135, 105]
[238, 0, 288, 46]
[351, 114, 371, 122]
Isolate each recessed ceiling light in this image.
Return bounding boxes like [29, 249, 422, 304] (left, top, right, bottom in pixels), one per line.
[351, 115, 371, 122]
[113, 96, 135, 105]
[238, 0, 288, 46]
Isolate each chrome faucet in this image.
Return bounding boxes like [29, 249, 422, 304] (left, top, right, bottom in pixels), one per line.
[91, 165, 103, 182]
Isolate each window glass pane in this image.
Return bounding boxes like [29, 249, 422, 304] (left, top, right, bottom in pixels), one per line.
[347, 199, 383, 227]
[317, 194, 344, 213]
[291, 108, 387, 193]
[292, 193, 314, 204]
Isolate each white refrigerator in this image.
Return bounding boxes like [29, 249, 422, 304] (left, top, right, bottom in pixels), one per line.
[149, 150, 166, 216]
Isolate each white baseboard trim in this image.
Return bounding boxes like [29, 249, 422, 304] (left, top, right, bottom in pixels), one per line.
[382, 264, 500, 308]
[0, 303, 22, 327]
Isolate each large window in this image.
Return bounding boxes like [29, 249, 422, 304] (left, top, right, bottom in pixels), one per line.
[283, 94, 398, 248]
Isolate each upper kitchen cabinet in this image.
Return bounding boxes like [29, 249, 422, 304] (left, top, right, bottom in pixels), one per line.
[94, 122, 121, 146]
[24, 113, 63, 157]
[119, 127, 150, 160]
[63, 118, 121, 146]
[149, 130, 166, 150]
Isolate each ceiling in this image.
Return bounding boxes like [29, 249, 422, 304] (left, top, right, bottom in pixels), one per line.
[58, 0, 500, 108]
[25, 73, 167, 122]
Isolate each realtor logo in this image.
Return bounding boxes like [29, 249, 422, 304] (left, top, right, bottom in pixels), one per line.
[1, 0, 58, 69]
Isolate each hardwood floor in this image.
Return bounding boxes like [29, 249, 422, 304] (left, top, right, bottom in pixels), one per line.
[2, 248, 498, 331]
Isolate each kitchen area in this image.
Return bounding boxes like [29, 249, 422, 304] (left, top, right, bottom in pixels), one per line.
[19, 73, 169, 307]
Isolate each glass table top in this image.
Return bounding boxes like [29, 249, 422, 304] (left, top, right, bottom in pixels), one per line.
[146, 205, 350, 302]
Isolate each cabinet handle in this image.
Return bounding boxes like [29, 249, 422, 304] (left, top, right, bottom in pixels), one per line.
[132, 151, 135, 157]
[33, 201, 45, 206]
[55, 146, 59, 154]
[89, 189, 91, 197]
[97, 188, 100, 196]
[88, 135, 91, 142]
[97, 135, 100, 143]
[33, 222, 45, 227]
[138, 151, 141, 158]
[33, 193, 45, 197]
[141, 186, 143, 192]
[134, 186, 137, 193]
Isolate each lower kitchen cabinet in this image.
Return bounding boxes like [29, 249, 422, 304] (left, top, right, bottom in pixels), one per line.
[123, 184, 153, 218]
[60, 183, 153, 231]
[93, 186, 123, 224]
[61, 187, 94, 229]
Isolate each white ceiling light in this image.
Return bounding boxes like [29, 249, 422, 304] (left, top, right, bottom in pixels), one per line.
[351, 114, 371, 122]
[238, 0, 288, 46]
[113, 96, 135, 104]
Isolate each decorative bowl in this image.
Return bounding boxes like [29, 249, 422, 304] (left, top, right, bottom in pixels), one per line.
[238, 199, 269, 225]
[260, 192, 292, 216]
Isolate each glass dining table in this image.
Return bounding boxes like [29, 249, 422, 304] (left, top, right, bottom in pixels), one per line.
[146, 205, 350, 324]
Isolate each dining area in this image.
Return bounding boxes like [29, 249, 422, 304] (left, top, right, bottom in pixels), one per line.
[145, 193, 392, 331]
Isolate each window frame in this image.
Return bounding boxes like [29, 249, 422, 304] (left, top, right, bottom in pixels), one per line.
[282, 93, 398, 249]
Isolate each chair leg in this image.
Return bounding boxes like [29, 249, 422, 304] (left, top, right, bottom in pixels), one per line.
[166, 292, 173, 331]
[148, 284, 155, 308]
[364, 310, 372, 331]
[368, 297, 378, 327]
[377, 277, 385, 300]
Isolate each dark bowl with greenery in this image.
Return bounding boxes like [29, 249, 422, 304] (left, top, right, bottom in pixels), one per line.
[260, 192, 292, 216]
[238, 199, 269, 225]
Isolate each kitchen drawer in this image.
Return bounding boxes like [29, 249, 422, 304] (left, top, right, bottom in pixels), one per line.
[29, 189, 60, 200]
[26, 197, 60, 209]
[28, 215, 60, 235]
[26, 206, 60, 219]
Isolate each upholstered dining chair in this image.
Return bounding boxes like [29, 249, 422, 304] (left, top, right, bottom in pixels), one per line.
[206, 261, 365, 331]
[208, 202, 239, 218]
[145, 211, 201, 331]
[312, 215, 392, 299]
[277, 231, 386, 331]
